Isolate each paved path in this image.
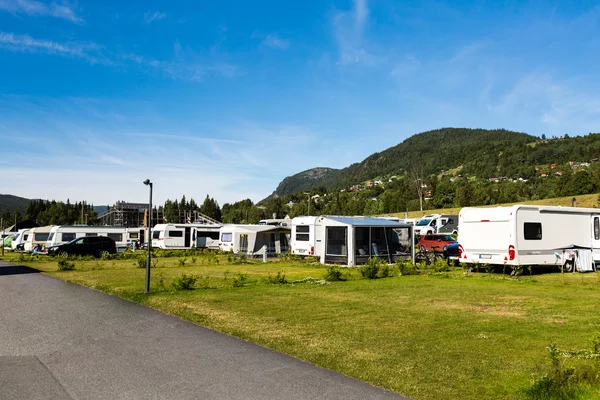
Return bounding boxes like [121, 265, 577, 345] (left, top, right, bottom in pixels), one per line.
[0, 261, 408, 400]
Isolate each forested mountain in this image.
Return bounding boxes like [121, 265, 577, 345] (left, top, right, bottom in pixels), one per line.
[0, 194, 30, 216]
[268, 128, 600, 198]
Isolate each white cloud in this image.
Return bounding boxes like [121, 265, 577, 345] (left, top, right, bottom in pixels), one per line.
[354, 0, 369, 31]
[0, 0, 82, 23]
[263, 34, 289, 50]
[0, 31, 240, 81]
[144, 10, 166, 24]
[331, 0, 379, 66]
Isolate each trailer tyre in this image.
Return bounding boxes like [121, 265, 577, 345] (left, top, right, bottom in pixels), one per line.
[563, 260, 575, 273]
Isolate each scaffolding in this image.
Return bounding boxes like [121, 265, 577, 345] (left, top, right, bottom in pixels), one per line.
[98, 202, 220, 227]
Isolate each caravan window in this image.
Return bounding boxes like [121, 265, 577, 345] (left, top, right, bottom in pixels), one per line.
[152, 231, 160, 239]
[129, 232, 139, 239]
[524, 223, 542, 240]
[48, 233, 55, 241]
[296, 225, 310, 233]
[595, 217, 600, 240]
[221, 233, 232, 242]
[86, 233, 98, 237]
[168, 230, 183, 238]
[61, 233, 76, 242]
[108, 233, 123, 242]
[34, 233, 49, 241]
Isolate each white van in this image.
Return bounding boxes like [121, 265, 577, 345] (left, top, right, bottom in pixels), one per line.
[151, 224, 221, 249]
[459, 205, 600, 269]
[46, 226, 129, 248]
[414, 214, 458, 235]
[24, 226, 54, 251]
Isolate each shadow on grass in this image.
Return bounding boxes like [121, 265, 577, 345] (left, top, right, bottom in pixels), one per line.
[0, 265, 40, 276]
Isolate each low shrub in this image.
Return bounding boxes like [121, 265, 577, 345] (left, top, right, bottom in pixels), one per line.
[397, 259, 418, 275]
[232, 271, 248, 287]
[267, 271, 288, 284]
[136, 256, 146, 268]
[178, 258, 187, 267]
[57, 259, 75, 271]
[324, 265, 345, 281]
[359, 257, 392, 279]
[171, 273, 198, 290]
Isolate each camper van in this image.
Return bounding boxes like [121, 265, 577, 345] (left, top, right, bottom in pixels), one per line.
[219, 225, 290, 255]
[414, 214, 458, 235]
[24, 226, 54, 251]
[151, 223, 221, 250]
[46, 226, 129, 249]
[11, 229, 31, 251]
[458, 205, 600, 270]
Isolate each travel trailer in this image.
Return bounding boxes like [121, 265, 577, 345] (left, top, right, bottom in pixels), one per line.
[458, 205, 600, 270]
[11, 229, 30, 250]
[414, 214, 458, 235]
[46, 226, 129, 248]
[24, 226, 54, 251]
[151, 223, 222, 250]
[219, 225, 290, 255]
[291, 216, 414, 266]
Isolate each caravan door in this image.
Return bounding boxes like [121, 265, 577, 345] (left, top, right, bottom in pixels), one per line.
[592, 216, 600, 267]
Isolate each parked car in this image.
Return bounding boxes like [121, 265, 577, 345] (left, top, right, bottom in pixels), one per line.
[47, 236, 117, 258]
[443, 242, 460, 259]
[418, 234, 457, 253]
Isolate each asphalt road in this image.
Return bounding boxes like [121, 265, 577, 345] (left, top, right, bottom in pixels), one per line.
[0, 261, 409, 400]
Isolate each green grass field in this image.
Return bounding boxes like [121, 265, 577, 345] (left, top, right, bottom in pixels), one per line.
[3, 251, 600, 399]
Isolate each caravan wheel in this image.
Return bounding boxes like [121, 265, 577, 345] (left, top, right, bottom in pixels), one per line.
[563, 260, 575, 273]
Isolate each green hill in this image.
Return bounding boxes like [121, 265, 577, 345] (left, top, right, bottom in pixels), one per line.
[0, 194, 30, 218]
[268, 128, 538, 198]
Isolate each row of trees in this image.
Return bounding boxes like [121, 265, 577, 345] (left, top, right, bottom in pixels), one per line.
[0, 199, 99, 227]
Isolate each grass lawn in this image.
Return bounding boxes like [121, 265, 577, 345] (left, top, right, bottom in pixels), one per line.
[4, 251, 600, 399]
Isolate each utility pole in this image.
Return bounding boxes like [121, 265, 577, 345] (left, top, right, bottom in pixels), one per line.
[1, 218, 4, 257]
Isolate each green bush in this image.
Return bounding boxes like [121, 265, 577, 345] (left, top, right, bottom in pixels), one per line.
[136, 256, 146, 268]
[397, 259, 417, 275]
[324, 265, 345, 281]
[57, 259, 75, 271]
[178, 258, 187, 267]
[171, 274, 198, 290]
[521, 335, 600, 399]
[267, 271, 288, 284]
[232, 271, 248, 287]
[360, 257, 392, 279]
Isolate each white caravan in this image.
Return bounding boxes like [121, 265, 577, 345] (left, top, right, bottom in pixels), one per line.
[458, 205, 600, 270]
[219, 225, 290, 255]
[291, 216, 324, 257]
[46, 226, 129, 248]
[151, 224, 221, 250]
[24, 226, 54, 251]
[414, 214, 459, 235]
[10, 229, 31, 250]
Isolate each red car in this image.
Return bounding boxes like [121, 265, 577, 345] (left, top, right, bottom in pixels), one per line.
[418, 234, 456, 253]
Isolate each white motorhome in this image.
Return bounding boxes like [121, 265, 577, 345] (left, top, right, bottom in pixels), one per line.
[414, 214, 458, 235]
[151, 223, 221, 250]
[458, 205, 600, 270]
[219, 225, 290, 255]
[46, 226, 129, 248]
[24, 226, 54, 251]
[10, 229, 31, 250]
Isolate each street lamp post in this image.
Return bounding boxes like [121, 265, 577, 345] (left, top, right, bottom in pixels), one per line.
[304, 192, 310, 216]
[143, 179, 153, 293]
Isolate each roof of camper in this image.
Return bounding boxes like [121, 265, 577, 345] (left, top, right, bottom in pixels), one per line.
[322, 216, 411, 227]
[220, 225, 290, 233]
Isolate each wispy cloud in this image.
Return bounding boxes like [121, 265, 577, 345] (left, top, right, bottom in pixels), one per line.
[331, 0, 379, 66]
[0, 0, 82, 23]
[263, 34, 289, 50]
[0, 32, 108, 64]
[0, 31, 240, 81]
[144, 10, 166, 24]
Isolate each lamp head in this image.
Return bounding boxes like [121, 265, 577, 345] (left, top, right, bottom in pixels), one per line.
[143, 179, 151, 186]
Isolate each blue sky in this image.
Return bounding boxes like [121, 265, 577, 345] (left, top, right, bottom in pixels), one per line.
[1, 0, 599, 206]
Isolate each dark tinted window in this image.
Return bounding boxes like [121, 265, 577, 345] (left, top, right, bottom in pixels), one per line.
[152, 231, 160, 239]
[168, 230, 183, 238]
[296, 234, 310, 241]
[62, 233, 76, 242]
[107, 233, 122, 242]
[35, 233, 49, 241]
[296, 225, 310, 233]
[524, 223, 542, 240]
[595, 217, 599, 241]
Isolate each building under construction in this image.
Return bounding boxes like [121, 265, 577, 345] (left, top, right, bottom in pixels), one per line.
[98, 202, 219, 227]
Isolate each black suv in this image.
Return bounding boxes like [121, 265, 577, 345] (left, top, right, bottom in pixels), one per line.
[47, 236, 117, 258]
